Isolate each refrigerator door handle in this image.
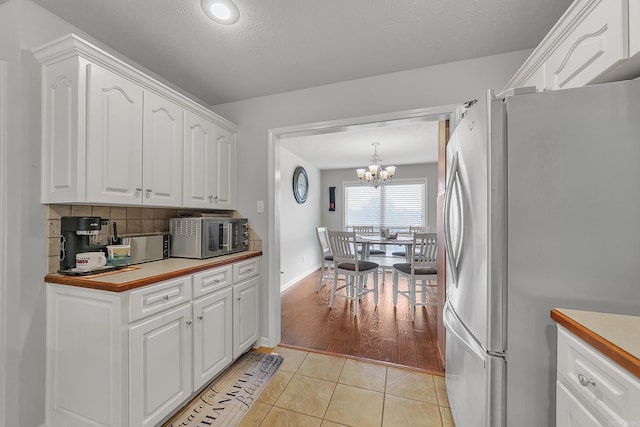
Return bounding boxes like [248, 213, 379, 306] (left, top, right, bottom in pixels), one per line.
[444, 301, 486, 364]
[444, 151, 461, 286]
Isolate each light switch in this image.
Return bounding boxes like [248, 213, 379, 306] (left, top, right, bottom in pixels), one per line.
[257, 200, 264, 213]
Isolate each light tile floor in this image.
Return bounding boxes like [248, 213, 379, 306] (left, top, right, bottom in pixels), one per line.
[240, 346, 455, 427]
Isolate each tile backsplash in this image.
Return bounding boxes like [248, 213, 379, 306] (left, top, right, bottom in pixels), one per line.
[46, 204, 262, 273]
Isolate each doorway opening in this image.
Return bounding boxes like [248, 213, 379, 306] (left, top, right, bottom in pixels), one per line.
[266, 105, 455, 369]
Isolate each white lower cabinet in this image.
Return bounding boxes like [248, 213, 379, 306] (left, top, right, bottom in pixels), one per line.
[233, 276, 259, 359]
[45, 257, 260, 427]
[556, 381, 602, 427]
[193, 287, 233, 390]
[129, 304, 193, 427]
[555, 326, 640, 427]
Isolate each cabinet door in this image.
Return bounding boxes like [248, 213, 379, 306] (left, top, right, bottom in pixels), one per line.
[556, 382, 603, 427]
[41, 58, 84, 203]
[142, 91, 183, 207]
[544, 0, 625, 90]
[233, 277, 259, 358]
[183, 110, 214, 208]
[211, 125, 235, 209]
[86, 64, 144, 204]
[129, 304, 192, 427]
[193, 288, 233, 390]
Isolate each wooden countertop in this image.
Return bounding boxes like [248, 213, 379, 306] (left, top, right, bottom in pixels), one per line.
[44, 251, 263, 292]
[551, 308, 640, 379]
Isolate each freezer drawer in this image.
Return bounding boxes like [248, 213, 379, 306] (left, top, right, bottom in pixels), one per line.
[444, 302, 505, 427]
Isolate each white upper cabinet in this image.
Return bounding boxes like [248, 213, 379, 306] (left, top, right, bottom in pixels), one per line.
[33, 34, 237, 208]
[142, 91, 183, 207]
[211, 125, 235, 209]
[183, 111, 236, 209]
[505, 0, 640, 92]
[183, 110, 214, 209]
[86, 64, 144, 204]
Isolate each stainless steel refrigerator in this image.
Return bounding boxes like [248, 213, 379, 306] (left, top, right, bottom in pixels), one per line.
[443, 78, 640, 427]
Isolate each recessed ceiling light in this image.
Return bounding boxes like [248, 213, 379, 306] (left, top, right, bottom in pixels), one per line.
[201, 0, 240, 25]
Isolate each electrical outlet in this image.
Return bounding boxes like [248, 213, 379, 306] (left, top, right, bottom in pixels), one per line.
[256, 200, 264, 213]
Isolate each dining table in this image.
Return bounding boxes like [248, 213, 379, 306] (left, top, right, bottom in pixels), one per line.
[356, 234, 415, 263]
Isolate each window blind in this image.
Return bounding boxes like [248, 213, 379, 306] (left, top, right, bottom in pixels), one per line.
[344, 179, 426, 229]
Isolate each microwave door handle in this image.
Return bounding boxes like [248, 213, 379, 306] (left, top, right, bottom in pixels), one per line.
[220, 224, 231, 249]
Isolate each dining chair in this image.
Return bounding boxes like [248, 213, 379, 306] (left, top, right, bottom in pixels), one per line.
[391, 225, 432, 257]
[315, 226, 333, 291]
[327, 230, 379, 316]
[392, 232, 437, 320]
[352, 225, 386, 255]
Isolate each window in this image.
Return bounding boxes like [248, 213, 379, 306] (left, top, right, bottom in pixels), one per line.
[344, 179, 427, 229]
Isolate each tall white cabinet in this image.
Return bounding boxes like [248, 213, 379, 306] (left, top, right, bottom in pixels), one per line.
[45, 256, 260, 427]
[505, 0, 640, 92]
[33, 34, 236, 209]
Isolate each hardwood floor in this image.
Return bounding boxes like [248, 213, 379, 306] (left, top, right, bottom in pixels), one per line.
[280, 268, 444, 374]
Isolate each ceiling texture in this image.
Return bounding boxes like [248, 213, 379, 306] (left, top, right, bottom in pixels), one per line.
[33, 0, 572, 167]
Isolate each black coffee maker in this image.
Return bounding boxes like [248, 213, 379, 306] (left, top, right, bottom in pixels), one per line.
[59, 216, 109, 271]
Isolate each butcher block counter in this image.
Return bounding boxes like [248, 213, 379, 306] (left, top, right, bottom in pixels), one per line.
[44, 250, 262, 292]
[551, 308, 640, 378]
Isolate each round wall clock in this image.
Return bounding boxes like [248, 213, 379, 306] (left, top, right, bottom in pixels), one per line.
[293, 166, 309, 204]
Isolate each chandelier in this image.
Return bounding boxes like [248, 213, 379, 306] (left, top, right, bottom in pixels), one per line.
[355, 143, 396, 189]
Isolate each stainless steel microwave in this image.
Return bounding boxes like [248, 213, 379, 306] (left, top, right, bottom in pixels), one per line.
[169, 216, 249, 259]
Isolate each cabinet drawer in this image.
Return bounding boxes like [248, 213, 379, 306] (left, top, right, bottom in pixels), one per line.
[193, 265, 232, 299]
[544, 0, 626, 90]
[129, 276, 192, 322]
[233, 258, 260, 283]
[557, 327, 640, 426]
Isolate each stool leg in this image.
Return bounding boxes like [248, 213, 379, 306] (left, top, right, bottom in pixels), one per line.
[392, 271, 399, 305]
[317, 260, 325, 292]
[410, 278, 416, 321]
[329, 270, 339, 308]
[373, 272, 379, 305]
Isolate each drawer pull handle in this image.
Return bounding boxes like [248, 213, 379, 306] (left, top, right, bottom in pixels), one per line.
[186, 320, 192, 326]
[578, 374, 596, 387]
[197, 315, 204, 320]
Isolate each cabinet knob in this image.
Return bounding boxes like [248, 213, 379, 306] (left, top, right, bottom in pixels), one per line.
[163, 294, 170, 300]
[135, 188, 142, 197]
[577, 374, 596, 387]
[186, 320, 193, 326]
[197, 315, 204, 320]
[145, 189, 152, 198]
[236, 297, 241, 301]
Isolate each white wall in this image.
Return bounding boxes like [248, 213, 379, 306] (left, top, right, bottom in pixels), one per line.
[212, 49, 531, 345]
[279, 148, 322, 291]
[321, 163, 438, 232]
[0, 4, 22, 426]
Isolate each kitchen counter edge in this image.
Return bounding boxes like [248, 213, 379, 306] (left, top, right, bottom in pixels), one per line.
[551, 308, 640, 379]
[44, 251, 263, 292]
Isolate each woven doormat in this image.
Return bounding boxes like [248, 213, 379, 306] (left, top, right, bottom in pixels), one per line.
[163, 351, 283, 427]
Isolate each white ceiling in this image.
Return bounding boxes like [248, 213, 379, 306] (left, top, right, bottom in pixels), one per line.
[32, 0, 572, 169]
[281, 120, 440, 170]
[33, 0, 571, 106]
